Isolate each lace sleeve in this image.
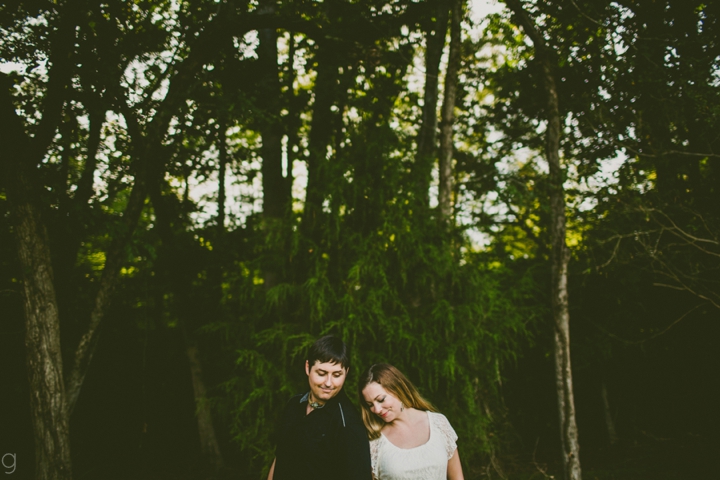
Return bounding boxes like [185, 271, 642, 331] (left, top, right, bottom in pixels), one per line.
[432, 413, 458, 460]
[369, 438, 380, 479]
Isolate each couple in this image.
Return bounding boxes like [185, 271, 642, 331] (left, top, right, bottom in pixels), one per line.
[267, 335, 464, 480]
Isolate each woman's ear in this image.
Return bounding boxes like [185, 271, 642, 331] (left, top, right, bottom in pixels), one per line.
[305, 360, 310, 376]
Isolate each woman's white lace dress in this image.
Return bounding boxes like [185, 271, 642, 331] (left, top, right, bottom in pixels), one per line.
[370, 411, 458, 480]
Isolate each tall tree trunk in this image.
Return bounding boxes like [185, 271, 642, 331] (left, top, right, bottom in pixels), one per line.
[209, 119, 227, 341]
[258, 0, 289, 289]
[301, 42, 338, 246]
[11, 168, 73, 480]
[284, 33, 298, 203]
[217, 119, 228, 234]
[504, 2, 582, 479]
[438, 0, 462, 223]
[413, 0, 449, 208]
[1, 79, 73, 480]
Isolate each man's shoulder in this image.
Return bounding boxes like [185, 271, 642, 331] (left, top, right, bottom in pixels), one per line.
[280, 393, 306, 416]
[288, 392, 305, 403]
[334, 391, 365, 425]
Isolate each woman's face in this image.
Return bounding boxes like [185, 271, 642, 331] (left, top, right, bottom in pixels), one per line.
[362, 382, 403, 423]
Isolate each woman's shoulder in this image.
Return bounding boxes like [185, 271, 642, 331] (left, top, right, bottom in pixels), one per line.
[427, 411, 458, 458]
[427, 411, 452, 427]
[368, 435, 385, 460]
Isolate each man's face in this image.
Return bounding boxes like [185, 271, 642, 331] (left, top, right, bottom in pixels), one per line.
[305, 360, 347, 404]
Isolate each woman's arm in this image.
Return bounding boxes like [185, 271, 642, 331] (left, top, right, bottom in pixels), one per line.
[447, 449, 464, 480]
[267, 458, 276, 480]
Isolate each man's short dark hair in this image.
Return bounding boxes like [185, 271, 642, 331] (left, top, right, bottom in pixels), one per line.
[307, 335, 350, 370]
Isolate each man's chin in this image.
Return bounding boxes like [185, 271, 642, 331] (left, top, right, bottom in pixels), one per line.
[317, 388, 338, 399]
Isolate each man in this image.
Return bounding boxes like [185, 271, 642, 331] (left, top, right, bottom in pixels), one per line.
[268, 335, 371, 480]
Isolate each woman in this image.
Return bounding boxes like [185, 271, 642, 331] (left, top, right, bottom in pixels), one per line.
[358, 363, 464, 480]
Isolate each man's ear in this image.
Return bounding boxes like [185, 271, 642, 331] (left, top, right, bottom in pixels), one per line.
[305, 360, 310, 376]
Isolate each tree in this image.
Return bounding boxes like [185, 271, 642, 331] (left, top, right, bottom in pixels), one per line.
[438, 0, 463, 224]
[413, 0, 449, 210]
[504, 1, 582, 478]
[257, 0, 291, 290]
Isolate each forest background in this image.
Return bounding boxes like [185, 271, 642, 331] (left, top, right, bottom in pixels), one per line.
[1, 0, 719, 479]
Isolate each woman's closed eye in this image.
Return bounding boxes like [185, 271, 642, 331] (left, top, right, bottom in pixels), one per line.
[365, 396, 387, 408]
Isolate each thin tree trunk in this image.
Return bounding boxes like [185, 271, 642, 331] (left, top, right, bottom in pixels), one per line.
[258, 1, 286, 221]
[601, 377, 617, 445]
[75, 105, 104, 206]
[217, 119, 228, 233]
[60, 105, 104, 269]
[186, 344, 225, 471]
[438, 0, 462, 223]
[301, 43, 338, 245]
[504, 2, 582, 479]
[65, 174, 149, 414]
[414, 0, 449, 208]
[285, 32, 298, 202]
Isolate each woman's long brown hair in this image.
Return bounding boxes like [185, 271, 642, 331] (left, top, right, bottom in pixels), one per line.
[357, 363, 436, 439]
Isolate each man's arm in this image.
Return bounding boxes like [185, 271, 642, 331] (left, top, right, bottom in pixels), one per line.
[267, 457, 276, 480]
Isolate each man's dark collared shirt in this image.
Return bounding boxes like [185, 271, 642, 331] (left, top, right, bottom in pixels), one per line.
[273, 389, 371, 480]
